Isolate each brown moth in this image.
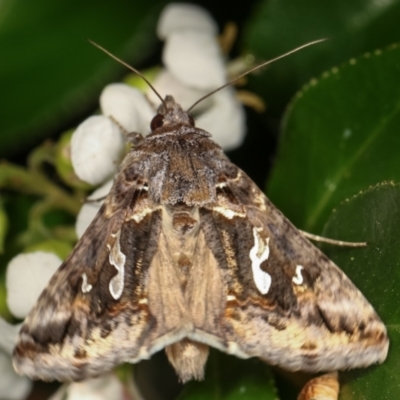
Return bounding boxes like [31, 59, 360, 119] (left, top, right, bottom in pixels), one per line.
[13, 48, 389, 384]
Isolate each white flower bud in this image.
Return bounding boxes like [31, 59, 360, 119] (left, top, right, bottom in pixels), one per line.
[148, 70, 211, 112]
[196, 87, 246, 151]
[163, 30, 226, 90]
[0, 352, 32, 400]
[100, 84, 154, 135]
[0, 319, 21, 356]
[75, 180, 114, 239]
[71, 116, 125, 185]
[6, 252, 61, 319]
[49, 373, 124, 400]
[157, 3, 217, 40]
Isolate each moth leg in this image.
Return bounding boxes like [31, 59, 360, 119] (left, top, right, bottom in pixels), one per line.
[299, 230, 367, 247]
[127, 131, 145, 146]
[297, 372, 339, 400]
[84, 196, 107, 203]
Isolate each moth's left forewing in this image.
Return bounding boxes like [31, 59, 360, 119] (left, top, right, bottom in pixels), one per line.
[197, 163, 388, 372]
[13, 163, 174, 381]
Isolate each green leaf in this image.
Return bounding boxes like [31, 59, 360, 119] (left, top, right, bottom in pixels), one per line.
[268, 43, 400, 232]
[321, 182, 400, 399]
[0, 0, 165, 156]
[177, 351, 278, 400]
[243, 0, 400, 116]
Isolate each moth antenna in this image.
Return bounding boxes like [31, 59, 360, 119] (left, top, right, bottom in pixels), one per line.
[186, 38, 328, 113]
[88, 39, 166, 109]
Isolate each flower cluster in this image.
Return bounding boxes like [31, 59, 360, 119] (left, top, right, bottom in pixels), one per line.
[0, 3, 246, 399]
[72, 2, 245, 186]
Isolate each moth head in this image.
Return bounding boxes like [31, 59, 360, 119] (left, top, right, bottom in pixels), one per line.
[150, 95, 195, 131]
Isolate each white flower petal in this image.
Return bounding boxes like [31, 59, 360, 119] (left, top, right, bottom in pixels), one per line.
[71, 116, 125, 185]
[100, 84, 154, 135]
[49, 373, 124, 400]
[148, 70, 211, 112]
[0, 352, 32, 400]
[157, 3, 217, 40]
[163, 31, 226, 90]
[0, 319, 21, 355]
[6, 252, 61, 319]
[196, 87, 246, 151]
[75, 180, 114, 239]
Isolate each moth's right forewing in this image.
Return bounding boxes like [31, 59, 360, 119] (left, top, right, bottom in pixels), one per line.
[192, 165, 389, 372]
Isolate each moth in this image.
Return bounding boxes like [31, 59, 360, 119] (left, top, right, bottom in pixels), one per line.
[13, 43, 389, 384]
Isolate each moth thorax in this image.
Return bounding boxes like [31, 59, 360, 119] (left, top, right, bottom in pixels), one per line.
[165, 339, 209, 383]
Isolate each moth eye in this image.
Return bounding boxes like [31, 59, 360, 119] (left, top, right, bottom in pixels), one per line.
[150, 114, 164, 131]
[188, 115, 195, 126]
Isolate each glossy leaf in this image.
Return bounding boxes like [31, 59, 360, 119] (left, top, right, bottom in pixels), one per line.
[177, 350, 278, 400]
[321, 182, 400, 399]
[243, 0, 400, 116]
[268, 43, 400, 232]
[0, 0, 165, 156]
